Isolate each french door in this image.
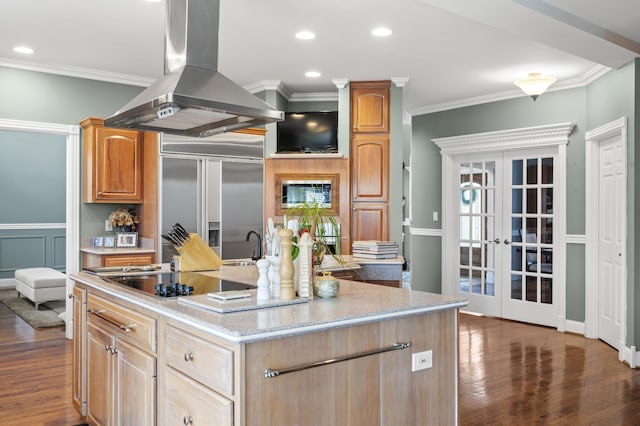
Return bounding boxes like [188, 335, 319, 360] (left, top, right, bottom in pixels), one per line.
[454, 149, 559, 327]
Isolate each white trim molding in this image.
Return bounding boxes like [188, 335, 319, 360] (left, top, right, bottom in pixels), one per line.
[565, 234, 586, 244]
[584, 117, 628, 362]
[435, 122, 572, 332]
[433, 122, 575, 155]
[410, 228, 443, 237]
[0, 223, 65, 230]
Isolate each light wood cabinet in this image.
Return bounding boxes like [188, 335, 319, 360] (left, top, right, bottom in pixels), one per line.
[72, 286, 87, 416]
[160, 324, 235, 425]
[81, 117, 143, 203]
[82, 252, 155, 268]
[350, 81, 391, 243]
[351, 134, 389, 202]
[351, 83, 389, 133]
[351, 203, 389, 242]
[244, 311, 457, 425]
[85, 293, 157, 426]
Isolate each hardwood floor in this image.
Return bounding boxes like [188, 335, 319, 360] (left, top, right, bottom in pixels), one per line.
[0, 302, 84, 426]
[459, 313, 640, 425]
[1, 301, 639, 425]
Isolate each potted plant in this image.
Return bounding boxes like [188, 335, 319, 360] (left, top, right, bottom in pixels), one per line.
[284, 199, 342, 265]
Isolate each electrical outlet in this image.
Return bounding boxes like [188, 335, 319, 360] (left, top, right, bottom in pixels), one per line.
[432, 211, 439, 222]
[105, 219, 113, 232]
[412, 350, 433, 372]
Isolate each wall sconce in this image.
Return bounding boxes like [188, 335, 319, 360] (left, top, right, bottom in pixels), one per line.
[514, 72, 556, 101]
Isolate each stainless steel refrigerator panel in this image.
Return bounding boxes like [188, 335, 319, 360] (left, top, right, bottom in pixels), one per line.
[221, 162, 263, 260]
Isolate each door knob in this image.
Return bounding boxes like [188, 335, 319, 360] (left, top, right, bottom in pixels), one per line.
[504, 239, 511, 245]
[493, 238, 501, 244]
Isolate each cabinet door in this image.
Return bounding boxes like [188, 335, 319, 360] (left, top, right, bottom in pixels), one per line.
[351, 135, 389, 202]
[351, 85, 389, 133]
[94, 127, 143, 202]
[163, 368, 233, 426]
[352, 203, 389, 242]
[115, 338, 156, 426]
[87, 323, 115, 426]
[72, 286, 87, 416]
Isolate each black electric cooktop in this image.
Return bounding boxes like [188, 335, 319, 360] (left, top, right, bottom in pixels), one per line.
[104, 272, 256, 298]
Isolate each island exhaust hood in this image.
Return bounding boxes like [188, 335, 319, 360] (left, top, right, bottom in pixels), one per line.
[104, 0, 283, 137]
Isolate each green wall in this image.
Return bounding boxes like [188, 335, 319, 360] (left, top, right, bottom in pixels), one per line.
[410, 62, 639, 345]
[585, 59, 638, 345]
[0, 66, 146, 265]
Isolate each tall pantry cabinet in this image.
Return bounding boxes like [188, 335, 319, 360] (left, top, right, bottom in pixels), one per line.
[350, 81, 390, 242]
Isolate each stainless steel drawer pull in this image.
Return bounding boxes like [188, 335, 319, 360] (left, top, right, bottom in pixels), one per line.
[184, 352, 194, 362]
[183, 415, 193, 425]
[264, 342, 411, 379]
[88, 308, 135, 332]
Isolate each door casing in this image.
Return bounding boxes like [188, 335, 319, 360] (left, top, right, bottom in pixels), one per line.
[434, 122, 574, 331]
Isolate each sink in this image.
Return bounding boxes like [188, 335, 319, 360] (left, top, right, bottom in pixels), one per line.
[222, 259, 256, 267]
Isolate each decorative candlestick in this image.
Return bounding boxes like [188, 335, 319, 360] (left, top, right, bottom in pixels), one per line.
[278, 228, 295, 300]
[256, 258, 271, 301]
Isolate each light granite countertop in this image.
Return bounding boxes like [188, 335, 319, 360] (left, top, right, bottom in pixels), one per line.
[71, 265, 466, 344]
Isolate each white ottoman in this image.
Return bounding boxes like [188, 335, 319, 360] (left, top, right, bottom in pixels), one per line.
[15, 267, 67, 310]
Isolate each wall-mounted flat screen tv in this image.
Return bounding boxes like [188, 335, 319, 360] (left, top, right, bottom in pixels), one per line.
[276, 111, 338, 153]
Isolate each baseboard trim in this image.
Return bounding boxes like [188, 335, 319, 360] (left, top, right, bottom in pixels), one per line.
[0, 278, 15, 289]
[564, 319, 585, 335]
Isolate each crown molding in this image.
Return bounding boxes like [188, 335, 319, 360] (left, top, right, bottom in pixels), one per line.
[332, 78, 349, 89]
[433, 122, 575, 155]
[288, 92, 338, 102]
[0, 57, 155, 87]
[410, 64, 611, 116]
[392, 77, 410, 88]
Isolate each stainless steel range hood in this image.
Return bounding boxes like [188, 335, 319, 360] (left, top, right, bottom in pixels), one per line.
[105, 0, 283, 137]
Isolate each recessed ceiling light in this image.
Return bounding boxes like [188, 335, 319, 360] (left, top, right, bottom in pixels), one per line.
[372, 27, 392, 37]
[305, 71, 321, 78]
[13, 45, 34, 55]
[296, 31, 316, 40]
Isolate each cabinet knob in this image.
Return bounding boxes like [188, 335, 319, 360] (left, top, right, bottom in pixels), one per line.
[184, 352, 194, 362]
[105, 345, 111, 352]
[68, 293, 73, 299]
[183, 415, 193, 425]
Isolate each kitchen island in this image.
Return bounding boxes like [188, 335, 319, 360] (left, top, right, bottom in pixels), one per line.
[70, 266, 466, 425]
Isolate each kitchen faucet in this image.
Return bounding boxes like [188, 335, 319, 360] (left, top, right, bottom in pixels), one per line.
[245, 230, 262, 261]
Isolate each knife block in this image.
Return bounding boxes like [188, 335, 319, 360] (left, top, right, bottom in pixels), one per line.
[173, 233, 222, 271]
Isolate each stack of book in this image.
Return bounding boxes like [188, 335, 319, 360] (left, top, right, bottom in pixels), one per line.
[352, 241, 399, 259]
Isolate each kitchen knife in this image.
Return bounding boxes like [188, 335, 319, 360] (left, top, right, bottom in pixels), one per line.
[174, 223, 190, 240]
[162, 233, 180, 247]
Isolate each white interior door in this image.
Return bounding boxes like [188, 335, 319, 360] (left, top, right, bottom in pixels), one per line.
[452, 150, 558, 327]
[455, 156, 502, 317]
[501, 151, 557, 326]
[597, 135, 625, 350]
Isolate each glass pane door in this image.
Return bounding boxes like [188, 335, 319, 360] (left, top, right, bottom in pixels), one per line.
[502, 153, 556, 325]
[457, 159, 501, 317]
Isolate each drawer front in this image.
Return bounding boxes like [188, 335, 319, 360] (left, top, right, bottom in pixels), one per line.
[165, 325, 233, 396]
[87, 293, 156, 353]
[103, 254, 154, 267]
[164, 367, 233, 426]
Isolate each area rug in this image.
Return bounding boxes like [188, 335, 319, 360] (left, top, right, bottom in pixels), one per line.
[0, 288, 65, 328]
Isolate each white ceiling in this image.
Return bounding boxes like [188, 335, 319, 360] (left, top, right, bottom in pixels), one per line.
[1, 0, 638, 115]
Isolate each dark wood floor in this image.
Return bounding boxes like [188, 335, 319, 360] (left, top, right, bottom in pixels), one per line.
[1, 301, 639, 425]
[459, 313, 640, 425]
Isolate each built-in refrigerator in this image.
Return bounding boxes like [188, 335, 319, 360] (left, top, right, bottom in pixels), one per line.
[160, 133, 264, 263]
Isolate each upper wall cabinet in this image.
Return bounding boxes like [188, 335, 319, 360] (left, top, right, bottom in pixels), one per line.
[81, 117, 143, 203]
[351, 81, 390, 133]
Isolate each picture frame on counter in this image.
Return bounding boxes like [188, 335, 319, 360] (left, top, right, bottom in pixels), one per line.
[92, 236, 104, 247]
[116, 232, 138, 248]
[104, 235, 116, 248]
